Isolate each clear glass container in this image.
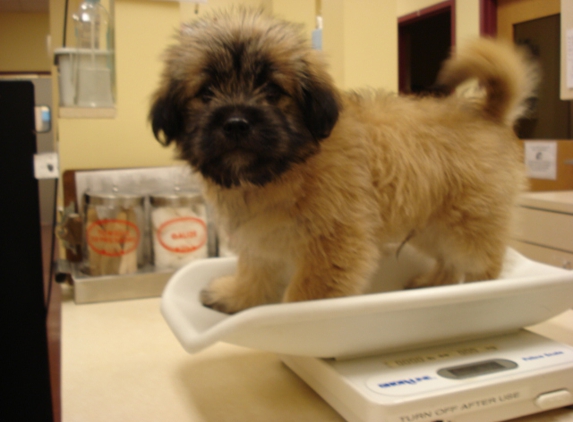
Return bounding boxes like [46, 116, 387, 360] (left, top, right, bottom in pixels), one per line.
[74, 0, 111, 49]
[72, 0, 115, 107]
[83, 191, 146, 276]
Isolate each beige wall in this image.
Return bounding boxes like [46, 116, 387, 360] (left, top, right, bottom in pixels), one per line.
[0, 12, 51, 72]
[271, 0, 315, 40]
[56, 0, 181, 172]
[324, 0, 398, 91]
[455, 0, 480, 46]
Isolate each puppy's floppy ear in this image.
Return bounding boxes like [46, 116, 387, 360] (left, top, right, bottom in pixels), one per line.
[299, 65, 341, 140]
[149, 80, 186, 146]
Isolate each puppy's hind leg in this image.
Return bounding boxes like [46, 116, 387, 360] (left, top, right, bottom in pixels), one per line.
[448, 219, 509, 284]
[407, 224, 507, 288]
[461, 244, 505, 283]
[283, 225, 379, 302]
[200, 253, 287, 314]
[406, 258, 463, 289]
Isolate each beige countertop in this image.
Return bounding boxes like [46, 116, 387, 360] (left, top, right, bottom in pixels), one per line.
[61, 291, 573, 422]
[518, 191, 573, 214]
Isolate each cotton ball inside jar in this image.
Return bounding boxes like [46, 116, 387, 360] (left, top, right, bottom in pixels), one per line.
[151, 203, 208, 270]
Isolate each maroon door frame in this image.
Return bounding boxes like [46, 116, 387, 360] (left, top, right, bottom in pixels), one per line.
[480, 0, 497, 36]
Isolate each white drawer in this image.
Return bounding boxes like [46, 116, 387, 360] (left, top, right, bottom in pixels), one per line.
[514, 207, 573, 253]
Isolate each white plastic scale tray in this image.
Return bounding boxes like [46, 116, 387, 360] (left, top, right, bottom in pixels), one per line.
[161, 248, 573, 359]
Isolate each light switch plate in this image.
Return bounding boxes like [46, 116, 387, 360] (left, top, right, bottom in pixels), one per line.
[34, 152, 59, 179]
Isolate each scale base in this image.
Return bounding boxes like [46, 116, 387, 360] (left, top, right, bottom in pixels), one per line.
[281, 331, 573, 422]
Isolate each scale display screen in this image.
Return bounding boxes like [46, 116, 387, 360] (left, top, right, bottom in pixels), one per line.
[438, 359, 518, 379]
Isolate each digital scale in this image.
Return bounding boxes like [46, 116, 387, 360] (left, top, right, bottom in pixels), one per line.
[281, 330, 573, 422]
[160, 248, 573, 422]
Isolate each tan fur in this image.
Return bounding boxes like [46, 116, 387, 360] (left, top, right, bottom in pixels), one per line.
[150, 11, 536, 313]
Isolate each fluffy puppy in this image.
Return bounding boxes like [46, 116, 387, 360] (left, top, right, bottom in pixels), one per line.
[150, 9, 536, 314]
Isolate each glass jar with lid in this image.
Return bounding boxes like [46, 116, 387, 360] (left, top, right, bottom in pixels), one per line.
[150, 191, 209, 269]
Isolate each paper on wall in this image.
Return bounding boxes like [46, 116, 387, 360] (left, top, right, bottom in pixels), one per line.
[524, 141, 557, 180]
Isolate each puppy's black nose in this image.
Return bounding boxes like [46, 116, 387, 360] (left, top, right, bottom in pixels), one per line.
[223, 116, 250, 136]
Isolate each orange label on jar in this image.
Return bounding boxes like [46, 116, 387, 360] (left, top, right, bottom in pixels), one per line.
[156, 217, 207, 253]
[87, 219, 140, 257]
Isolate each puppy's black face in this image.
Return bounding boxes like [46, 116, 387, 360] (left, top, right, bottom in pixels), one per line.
[150, 10, 340, 188]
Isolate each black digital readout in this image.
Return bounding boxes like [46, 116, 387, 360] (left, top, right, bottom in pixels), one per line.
[438, 359, 518, 380]
[449, 360, 505, 377]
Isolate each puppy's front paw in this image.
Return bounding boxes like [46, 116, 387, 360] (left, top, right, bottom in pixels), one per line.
[200, 275, 246, 314]
[405, 264, 462, 289]
[404, 276, 432, 290]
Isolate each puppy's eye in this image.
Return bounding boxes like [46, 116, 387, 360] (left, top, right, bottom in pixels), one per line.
[264, 83, 285, 104]
[197, 86, 214, 104]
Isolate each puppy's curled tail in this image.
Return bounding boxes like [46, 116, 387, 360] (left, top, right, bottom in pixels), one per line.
[437, 38, 538, 126]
